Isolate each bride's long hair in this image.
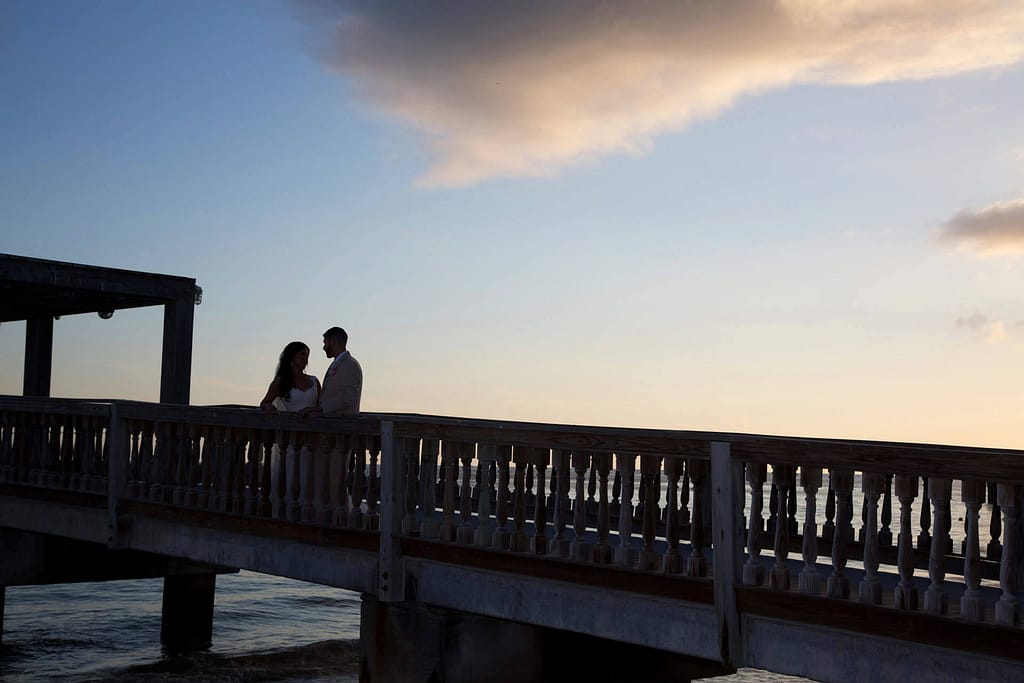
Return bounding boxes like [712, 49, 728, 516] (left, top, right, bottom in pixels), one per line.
[275, 341, 309, 400]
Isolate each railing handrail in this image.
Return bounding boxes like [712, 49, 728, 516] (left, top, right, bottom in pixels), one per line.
[4, 395, 1024, 482]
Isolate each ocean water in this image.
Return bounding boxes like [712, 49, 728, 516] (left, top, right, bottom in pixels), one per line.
[0, 571, 363, 682]
[0, 570, 811, 682]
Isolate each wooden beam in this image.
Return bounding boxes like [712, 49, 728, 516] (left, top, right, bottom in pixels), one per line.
[23, 316, 53, 397]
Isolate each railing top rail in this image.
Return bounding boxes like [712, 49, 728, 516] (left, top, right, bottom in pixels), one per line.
[381, 412, 1024, 481]
[3, 396, 1023, 480]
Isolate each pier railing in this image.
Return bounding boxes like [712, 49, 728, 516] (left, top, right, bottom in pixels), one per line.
[2, 395, 1023, 673]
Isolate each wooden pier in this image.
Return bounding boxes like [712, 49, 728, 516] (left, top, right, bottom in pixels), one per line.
[1, 397, 1022, 681]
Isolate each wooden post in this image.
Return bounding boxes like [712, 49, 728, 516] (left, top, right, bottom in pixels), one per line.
[23, 316, 53, 397]
[160, 574, 215, 652]
[159, 298, 194, 405]
[663, 456, 683, 574]
[106, 403, 127, 548]
[638, 454, 661, 570]
[378, 421, 404, 602]
[711, 442, 744, 668]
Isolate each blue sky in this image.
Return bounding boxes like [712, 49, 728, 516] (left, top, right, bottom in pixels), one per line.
[3, 1, 1024, 447]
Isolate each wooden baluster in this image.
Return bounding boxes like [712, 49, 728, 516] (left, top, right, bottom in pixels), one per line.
[419, 439, 440, 539]
[894, 475, 919, 610]
[254, 430, 271, 515]
[0, 412, 11, 482]
[329, 434, 351, 525]
[491, 444, 512, 549]
[217, 427, 233, 512]
[988, 482, 1002, 561]
[798, 466, 822, 594]
[242, 429, 258, 515]
[942, 497, 953, 555]
[171, 424, 187, 505]
[83, 417, 99, 491]
[787, 471, 798, 536]
[284, 432, 299, 524]
[182, 425, 199, 507]
[229, 431, 245, 513]
[995, 484, 1020, 626]
[349, 438, 367, 529]
[767, 479, 778, 535]
[268, 430, 283, 518]
[299, 432, 315, 522]
[570, 450, 591, 561]
[531, 448, 550, 555]
[525, 462, 535, 512]
[917, 476, 932, 551]
[592, 452, 612, 564]
[282, 430, 299, 516]
[744, 462, 767, 585]
[611, 468, 622, 520]
[126, 422, 140, 498]
[151, 422, 171, 502]
[439, 441, 458, 542]
[474, 444, 496, 545]
[858, 490, 868, 543]
[587, 461, 598, 517]
[960, 479, 986, 621]
[510, 446, 529, 552]
[367, 437, 382, 531]
[70, 415, 86, 490]
[827, 468, 854, 599]
[680, 462, 691, 527]
[63, 413, 78, 489]
[687, 459, 709, 578]
[472, 453, 483, 507]
[879, 473, 894, 548]
[549, 448, 571, 558]
[547, 458, 559, 516]
[457, 442, 475, 544]
[822, 477, 836, 543]
[663, 457, 682, 574]
[402, 438, 422, 536]
[769, 465, 794, 590]
[637, 454, 661, 570]
[139, 422, 155, 500]
[615, 452, 636, 566]
[859, 472, 884, 605]
[923, 478, 952, 615]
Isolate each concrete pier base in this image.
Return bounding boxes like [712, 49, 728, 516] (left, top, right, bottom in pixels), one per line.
[160, 574, 216, 652]
[360, 596, 734, 682]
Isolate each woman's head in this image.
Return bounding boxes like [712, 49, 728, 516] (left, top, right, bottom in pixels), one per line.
[275, 341, 310, 399]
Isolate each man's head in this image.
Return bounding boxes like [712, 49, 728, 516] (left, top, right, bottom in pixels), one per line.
[323, 326, 348, 359]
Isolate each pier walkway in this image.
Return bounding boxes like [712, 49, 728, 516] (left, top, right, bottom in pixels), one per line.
[2, 396, 1023, 681]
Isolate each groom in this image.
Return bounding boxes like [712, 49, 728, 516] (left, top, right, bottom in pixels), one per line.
[317, 326, 363, 415]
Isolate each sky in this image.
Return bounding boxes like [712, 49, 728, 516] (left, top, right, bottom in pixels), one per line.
[2, 1, 1024, 448]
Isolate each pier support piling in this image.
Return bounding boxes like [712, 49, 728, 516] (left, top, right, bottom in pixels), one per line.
[160, 574, 215, 652]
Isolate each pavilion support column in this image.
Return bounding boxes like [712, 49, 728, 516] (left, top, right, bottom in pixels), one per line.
[160, 573, 215, 652]
[23, 316, 53, 397]
[159, 297, 194, 405]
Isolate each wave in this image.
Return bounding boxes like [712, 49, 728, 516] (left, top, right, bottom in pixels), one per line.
[75, 639, 361, 683]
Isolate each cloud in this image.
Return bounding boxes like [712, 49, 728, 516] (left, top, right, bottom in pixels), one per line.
[956, 313, 1008, 342]
[940, 199, 1024, 254]
[298, 1, 1024, 186]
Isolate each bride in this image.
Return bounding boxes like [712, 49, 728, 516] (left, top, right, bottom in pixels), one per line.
[259, 341, 321, 414]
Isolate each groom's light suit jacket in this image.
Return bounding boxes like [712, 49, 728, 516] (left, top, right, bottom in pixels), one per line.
[320, 351, 363, 415]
